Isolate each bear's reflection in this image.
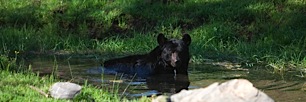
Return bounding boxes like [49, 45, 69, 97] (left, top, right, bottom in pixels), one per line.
[146, 74, 190, 93]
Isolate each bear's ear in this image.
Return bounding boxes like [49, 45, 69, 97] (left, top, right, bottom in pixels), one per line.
[182, 34, 191, 46]
[157, 33, 167, 45]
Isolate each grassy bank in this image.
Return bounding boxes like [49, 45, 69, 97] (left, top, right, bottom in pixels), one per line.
[1, 0, 306, 73]
[0, 55, 150, 101]
[1, 0, 306, 100]
[0, 69, 150, 102]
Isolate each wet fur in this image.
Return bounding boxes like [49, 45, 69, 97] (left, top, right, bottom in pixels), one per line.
[103, 34, 191, 78]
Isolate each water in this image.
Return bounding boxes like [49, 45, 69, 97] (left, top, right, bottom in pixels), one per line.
[28, 55, 306, 102]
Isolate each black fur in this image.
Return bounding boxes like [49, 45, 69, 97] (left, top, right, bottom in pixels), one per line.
[103, 33, 191, 78]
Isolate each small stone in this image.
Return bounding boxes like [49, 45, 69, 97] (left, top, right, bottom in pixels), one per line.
[49, 82, 82, 99]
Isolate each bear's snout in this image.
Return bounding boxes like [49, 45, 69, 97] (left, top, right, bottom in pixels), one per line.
[171, 52, 179, 67]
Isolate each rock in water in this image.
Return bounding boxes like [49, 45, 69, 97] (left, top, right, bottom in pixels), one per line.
[155, 79, 274, 102]
[49, 82, 82, 99]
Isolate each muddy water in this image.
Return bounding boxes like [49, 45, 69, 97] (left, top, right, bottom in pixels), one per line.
[28, 56, 306, 102]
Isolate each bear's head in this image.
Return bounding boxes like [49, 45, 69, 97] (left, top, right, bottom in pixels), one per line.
[157, 34, 191, 70]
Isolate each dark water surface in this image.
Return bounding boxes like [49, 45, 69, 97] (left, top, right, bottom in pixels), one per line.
[28, 56, 306, 102]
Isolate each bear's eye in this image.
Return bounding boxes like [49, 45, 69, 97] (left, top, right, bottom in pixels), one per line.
[161, 50, 171, 59]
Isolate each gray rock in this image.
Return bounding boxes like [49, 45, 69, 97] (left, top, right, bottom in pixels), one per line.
[154, 79, 274, 102]
[49, 82, 82, 99]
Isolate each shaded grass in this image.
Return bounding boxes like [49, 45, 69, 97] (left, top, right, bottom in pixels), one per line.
[0, 26, 96, 53]
[0, 0, 306, 101]
[1, 0, 306, 75]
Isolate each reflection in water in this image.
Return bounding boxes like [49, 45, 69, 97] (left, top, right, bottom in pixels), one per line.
[146, 74, 190, 93]
[28, 56, 306, 101]
[87, 66, 190, 93]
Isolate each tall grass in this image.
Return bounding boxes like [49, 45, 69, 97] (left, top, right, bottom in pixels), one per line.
[0, 69, 150, 101]
[0, 0, 305, 101]
[1, 0, 306, 74]
[0, 54, 150, 102]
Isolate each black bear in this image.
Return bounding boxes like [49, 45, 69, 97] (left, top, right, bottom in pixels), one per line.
[103, 33, 191, 78]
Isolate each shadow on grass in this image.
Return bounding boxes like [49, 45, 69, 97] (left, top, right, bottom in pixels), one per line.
[1, 0, 306, 67]
[1, 0, 305, 39]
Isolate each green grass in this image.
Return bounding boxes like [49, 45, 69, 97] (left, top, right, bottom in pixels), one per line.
[0, 70, 151, 102]
[0, 55, 151, 102]
[1, 0, 305, 66]
[1, 0, 306, 100]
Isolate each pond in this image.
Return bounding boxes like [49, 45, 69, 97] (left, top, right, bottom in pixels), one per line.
[27, 55, 306, 102]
